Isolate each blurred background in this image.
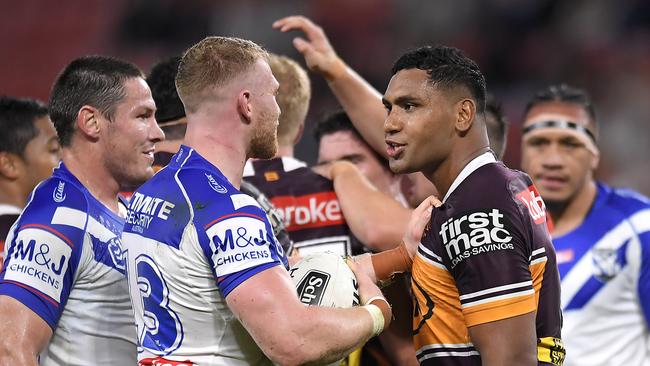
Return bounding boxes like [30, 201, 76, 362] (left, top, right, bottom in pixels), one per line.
[1, 0, 649, 195]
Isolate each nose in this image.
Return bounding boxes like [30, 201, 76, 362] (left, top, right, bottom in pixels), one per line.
[150, 118, 165, 143]
[541, 143, 564, 170]
[384, 111, 401, 137]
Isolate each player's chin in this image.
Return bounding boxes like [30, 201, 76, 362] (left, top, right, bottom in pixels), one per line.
[130, 166, 156, 186]
[388, 157, 416, 175]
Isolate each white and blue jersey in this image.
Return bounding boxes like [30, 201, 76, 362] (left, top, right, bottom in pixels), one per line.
[121, 146, 288, 366]
[0, 162, 135, 365]
[555, 182, 650, 366]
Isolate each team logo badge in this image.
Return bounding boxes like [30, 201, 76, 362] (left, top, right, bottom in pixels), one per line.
[205, 173, 227, 194]
[53, 181, 66, 203]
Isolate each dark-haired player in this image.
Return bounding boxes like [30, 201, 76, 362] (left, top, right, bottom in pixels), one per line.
[0, 96, 60, 268]
[521, 84, 650, 366]
[243, 53, 415, 365]
[276, 15, 564, 365]
[0, 56, 164, 365]
[146, 55, 187, 171]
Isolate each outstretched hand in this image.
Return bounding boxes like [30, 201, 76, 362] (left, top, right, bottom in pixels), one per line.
[402, 196, 442, 259]
[273, 15, 346, 81]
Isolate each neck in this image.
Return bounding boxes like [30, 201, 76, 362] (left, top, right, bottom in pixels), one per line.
[0, 181, 27, 208]
[62, 146, 120, 213]
[427, 145, 491, 200]
[276, 145, 294, 158]
[548, 180, 597, 237]
[184, 125, 247, 189]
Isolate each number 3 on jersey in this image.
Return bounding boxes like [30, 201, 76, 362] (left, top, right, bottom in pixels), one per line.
[135, 254, 184, 355]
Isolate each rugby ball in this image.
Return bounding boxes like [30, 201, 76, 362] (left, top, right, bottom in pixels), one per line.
[289, 252, 360, 308]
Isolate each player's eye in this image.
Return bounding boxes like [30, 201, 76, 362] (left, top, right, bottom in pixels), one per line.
[526, 138, 546, 147]
[561, 140, 583, 149]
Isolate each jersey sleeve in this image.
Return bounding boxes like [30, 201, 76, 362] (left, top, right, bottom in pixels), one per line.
[0, 179, 86, 329]
[448, 202, 537, 328]
[181, 169, 288, 298]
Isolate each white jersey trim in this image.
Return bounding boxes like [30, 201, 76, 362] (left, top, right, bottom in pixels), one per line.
[443, 152, 496, 203]
[460, 280, 533, 301]
[0, 204, 21, 216]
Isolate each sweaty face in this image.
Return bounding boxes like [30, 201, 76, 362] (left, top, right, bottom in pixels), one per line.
[382, 69, 456, 175]
[21, 116, 61, 192]
[520, 101, 598, 206]
[318, 130, 394, 194]
[103, 77, 164, 188]
[249, 60, 281, 159]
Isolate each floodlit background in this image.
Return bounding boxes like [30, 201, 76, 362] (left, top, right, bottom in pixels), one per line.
[2, 0, 649, 195]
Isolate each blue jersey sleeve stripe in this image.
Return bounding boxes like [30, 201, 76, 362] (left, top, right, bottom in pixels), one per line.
[220, 261, 282, 297]
[20, 224, 75, 249]
[203, 212, 266, 230]
[565, 276, 605, 310]
[1, 279, 59, 307]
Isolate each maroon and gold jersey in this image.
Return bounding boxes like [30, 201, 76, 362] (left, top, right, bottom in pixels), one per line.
[412, 153, 564, 365]
[244, 157, 361, 256]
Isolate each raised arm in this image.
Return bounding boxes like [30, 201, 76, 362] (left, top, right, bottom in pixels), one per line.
[0, 296, 52, 365]
[274, 15, 389, 158]
[317, 160, 411, 251]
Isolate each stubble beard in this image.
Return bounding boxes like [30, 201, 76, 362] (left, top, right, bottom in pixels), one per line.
[249, 114, 278, 160]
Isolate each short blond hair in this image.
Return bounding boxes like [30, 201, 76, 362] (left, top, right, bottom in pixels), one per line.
[176, 36, 268, 113]
[269, 54, 311, 147]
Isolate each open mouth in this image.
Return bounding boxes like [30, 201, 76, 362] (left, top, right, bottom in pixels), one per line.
[386, 140, 406, 159]
[143, 149, 155, 162]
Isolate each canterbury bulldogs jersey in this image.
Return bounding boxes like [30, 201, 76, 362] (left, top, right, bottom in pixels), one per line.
[412, 153, 564, 366]
[243, 157, 359, 256]
[0, 162, 135, 365]
[555, 183, 650, 366]
[122, 146, 288, 366]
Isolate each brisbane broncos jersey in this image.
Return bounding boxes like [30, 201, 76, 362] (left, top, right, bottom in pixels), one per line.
[0, 163, 135, 365]
[121, 146, 287, 366]
[412, 152, 564, 366]
[243, 157, 359, 256]
[555, 183, 650, 366]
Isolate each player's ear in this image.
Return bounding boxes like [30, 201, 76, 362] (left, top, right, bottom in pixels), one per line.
[0, 151, 22, 180]
[77, 105, 102, 141]
[237, 90, 253, 124]
[455, 98, 476, 133]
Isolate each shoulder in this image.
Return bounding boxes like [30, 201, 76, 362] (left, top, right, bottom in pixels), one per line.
[19, 176, 89, 231]
[462, 163, 536, 215]
[601, 184, 650, 238]
[603, 184, 650, 217]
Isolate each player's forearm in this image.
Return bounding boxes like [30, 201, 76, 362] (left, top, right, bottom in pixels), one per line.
[0, 346, 38, 366]
[295, 306, 376, 365]
[327, 64, 388, 158]
[332, 163, 410, 250]
[259, 305, 377, 365]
